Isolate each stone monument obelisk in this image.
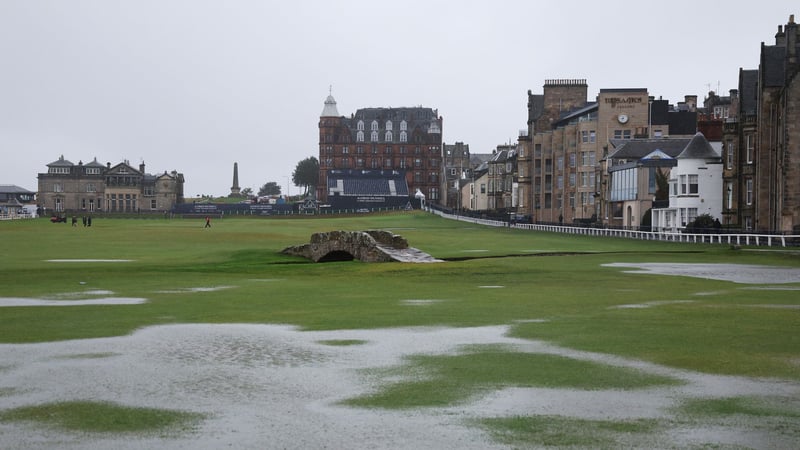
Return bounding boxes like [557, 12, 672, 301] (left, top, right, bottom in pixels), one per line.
[230, 162, 242, 197]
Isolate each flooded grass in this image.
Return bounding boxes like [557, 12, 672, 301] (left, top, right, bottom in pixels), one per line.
[344, 345, 680, 409]
[1, 214, 799, 448]
[680, 396, 800, 419]
[476, 416, 661, 448]
[0, 401, 205, 434]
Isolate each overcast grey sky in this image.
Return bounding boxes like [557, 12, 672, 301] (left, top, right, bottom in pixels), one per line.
[0, 1, 793, 197]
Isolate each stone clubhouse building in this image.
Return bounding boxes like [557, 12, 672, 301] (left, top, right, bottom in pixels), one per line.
[37, 156, 185, 214]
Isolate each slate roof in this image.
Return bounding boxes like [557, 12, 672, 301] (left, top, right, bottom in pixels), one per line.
[607, 138, 692, 160]
[469, 154, 493, 166]
[47, 155, 74, 167]
[553, 102, 597, 127]
[678, 133, 720, 159]
[739, 69, 759, 116]
[0, 185, 35, 194]
[84, 157, 105, 168]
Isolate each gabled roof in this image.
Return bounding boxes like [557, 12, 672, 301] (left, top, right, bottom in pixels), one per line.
[607, 138, 692, 160]
[641, 149, 674, 161]
[106, 162, 141, 175]
[678, 133, 720, 159]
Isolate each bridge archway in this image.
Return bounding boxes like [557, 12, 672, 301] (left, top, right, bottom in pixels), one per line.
[317, 250, 355, 262]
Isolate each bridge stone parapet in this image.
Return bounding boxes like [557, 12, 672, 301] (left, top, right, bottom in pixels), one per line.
[282, 230, 441, 263]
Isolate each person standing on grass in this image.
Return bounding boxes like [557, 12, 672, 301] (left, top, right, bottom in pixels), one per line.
[205, 216, 211, 228]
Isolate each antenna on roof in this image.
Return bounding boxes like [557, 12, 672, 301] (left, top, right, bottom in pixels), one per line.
[329, 85, 332, 95]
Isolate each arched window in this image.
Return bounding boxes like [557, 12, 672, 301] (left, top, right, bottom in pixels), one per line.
[356, 131, 364, 142]
[399, 131, 407, 143]
[357, 120, 364, 131]
[385, 120, 393, 131]
[400, 120, 407, 131]
[385, 131, 393, 142]
[371, 120, 379, 131]
[370, 131, 378, 142]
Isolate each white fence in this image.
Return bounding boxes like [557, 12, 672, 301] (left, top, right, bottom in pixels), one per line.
[429, 209, 799, 248]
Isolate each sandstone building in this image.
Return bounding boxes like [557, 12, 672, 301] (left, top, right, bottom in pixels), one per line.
[724, 15, 800, 232]
[37, 156, 185, 214]
[518, 79, 698, 226]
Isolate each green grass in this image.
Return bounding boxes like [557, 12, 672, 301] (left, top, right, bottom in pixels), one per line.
[3, 213, 800, 445]
[0, 401, 205, 434]
[344, 345, 680, 409]
[680, 396, 800, 418]
[476, 416, 661, 448]
[1, 212, 799, 384]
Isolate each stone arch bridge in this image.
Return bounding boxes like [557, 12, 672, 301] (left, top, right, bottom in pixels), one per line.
[281, 230, 440, 263]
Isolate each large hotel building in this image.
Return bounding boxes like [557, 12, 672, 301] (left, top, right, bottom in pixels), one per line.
[317, 94, 443, 205]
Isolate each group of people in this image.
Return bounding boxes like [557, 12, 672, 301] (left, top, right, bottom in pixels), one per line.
[71, 216, 93, 227]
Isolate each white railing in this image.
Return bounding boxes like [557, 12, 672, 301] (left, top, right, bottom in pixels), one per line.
[428, 209, 798, 248]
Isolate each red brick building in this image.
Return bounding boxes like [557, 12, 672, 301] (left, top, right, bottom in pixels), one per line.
[317, 94, 443, 205]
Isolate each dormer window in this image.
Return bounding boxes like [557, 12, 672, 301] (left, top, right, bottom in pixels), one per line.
[385, 131, 393, 142]
[371, 120, 379, 131]
[385, 120, 393, 131]
[400, 131, 407, 143]
[357, 120, 365, 131]
[400, 120, 407, 131]
[356, 131, 364, 142]
[370, 131, 378, 142]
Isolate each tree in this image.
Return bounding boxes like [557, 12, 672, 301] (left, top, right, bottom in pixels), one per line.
[292, 156, 319, 196]
[241, 187, 253, 197]
[258, 182, 281, 197]
[655, 168, 669, 201]
[685, 213, 716, 233]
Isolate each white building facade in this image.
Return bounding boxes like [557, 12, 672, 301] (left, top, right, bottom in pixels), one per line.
[652, 133, 723, 232]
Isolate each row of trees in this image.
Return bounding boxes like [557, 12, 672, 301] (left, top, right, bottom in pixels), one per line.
[256, 157, 319, 197]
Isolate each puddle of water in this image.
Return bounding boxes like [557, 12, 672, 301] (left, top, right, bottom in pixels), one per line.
[741, 286, 800, 291]
[45, 259, 133, 263]
[604, 263, 800, 284]
[0, 297, 147, 307]
[153, 286, 235, 294]
[610, 300, 694, 310]
[400, 299, 444, 306]
[0, 324, 797, 449]
[46, 290, 116, 299]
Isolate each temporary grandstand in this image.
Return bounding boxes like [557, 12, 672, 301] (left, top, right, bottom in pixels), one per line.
[324, 169, 413, 211]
